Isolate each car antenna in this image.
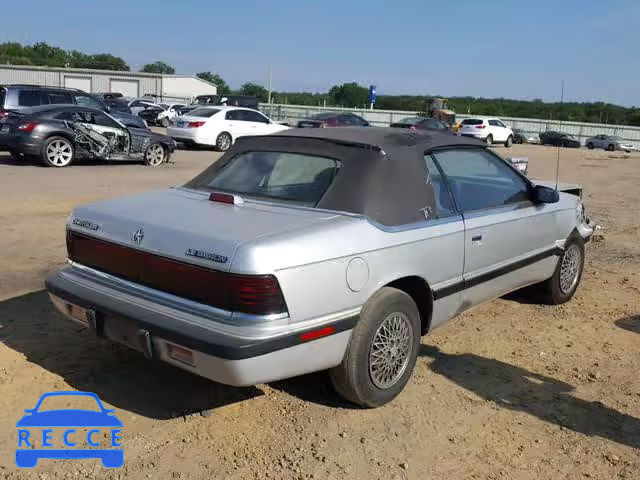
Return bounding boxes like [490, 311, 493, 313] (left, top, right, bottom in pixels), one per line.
[554, 79, 564, 191]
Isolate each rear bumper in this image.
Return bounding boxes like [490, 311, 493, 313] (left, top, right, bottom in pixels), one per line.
[166, 127, 214, 146]
[45, 265, 355, 386]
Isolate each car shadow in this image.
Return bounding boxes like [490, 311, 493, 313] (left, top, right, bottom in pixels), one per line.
[269, 372, 360, 410]
[615, 314, 640, 334]
[420, 345, 640, 449]
[0, 290, 263, 420]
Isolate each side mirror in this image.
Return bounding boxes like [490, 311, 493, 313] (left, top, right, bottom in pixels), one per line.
[532, 185, 559, 204]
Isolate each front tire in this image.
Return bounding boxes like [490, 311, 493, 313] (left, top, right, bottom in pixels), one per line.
[607, 144, 615, 151]
[144, 143, 166, 166]
[41, 136, 74, 167]
[216, 132, 232, 152]
[587, 142, 594, 149]
[485, 134, 493, 146]
[330, 287, 421, 407]
[537, 234, 585, 305]
[159, 117, 170, 128]
[504, 135, 513, 147]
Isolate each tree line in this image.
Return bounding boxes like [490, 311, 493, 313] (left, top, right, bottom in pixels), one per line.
[2, 42, 638, 126]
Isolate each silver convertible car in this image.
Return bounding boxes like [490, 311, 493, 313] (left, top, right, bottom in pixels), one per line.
[46, 128, 594, 407]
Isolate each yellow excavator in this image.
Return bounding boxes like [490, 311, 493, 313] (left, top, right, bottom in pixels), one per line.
[426, 98, 457, 131]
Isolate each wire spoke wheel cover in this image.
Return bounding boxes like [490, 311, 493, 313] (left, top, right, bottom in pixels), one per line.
[368, 312, 413, 389]
[46, 140, 73, 166]
[559, 244, 581, 294]
[146, 144, 165, 166]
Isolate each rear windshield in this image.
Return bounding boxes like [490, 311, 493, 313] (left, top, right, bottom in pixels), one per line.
[191, 151, 342, 206]
[188, 108, 220, 117]
[195, 95, 219, 104]
[312, 112, 339, 120]
[461, 119, 484, 125]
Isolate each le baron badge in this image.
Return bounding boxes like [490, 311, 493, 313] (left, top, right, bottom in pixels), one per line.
[15, 391, 123, 468]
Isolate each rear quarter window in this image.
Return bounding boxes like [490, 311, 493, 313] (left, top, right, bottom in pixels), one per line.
[18, 90, 42, 107]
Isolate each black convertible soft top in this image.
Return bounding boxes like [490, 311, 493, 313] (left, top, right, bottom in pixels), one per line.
[186, 127, 486, 226]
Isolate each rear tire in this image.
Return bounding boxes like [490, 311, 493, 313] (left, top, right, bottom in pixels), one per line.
[504, 135, 513, 147]
[144, 143, 166, 166]
[160, 117, 170, 128]
[535, 234, 585, 305]
[329, 287, 421, 408]
[41, 136, 74, 167]
[216, 132, 232, 152]
[485, 134, 493, 146]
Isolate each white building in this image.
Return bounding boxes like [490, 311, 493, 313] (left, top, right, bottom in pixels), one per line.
[0, 65, 217, 102]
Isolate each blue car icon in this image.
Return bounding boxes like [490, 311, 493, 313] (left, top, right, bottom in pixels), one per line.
[16, 391, 123, 468]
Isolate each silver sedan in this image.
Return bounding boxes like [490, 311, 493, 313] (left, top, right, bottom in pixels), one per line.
[586, 134, 636, 152]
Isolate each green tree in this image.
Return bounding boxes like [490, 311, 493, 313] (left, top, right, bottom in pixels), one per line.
[328, 82, 369, 108]
[239, 82, 269, 102]
[140, 61, 175, 74]
[196, 71, 231, 94]
[0, 41, 130, 70]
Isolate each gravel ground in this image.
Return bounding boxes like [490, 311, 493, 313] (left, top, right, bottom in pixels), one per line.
[0, 143, 638, 479]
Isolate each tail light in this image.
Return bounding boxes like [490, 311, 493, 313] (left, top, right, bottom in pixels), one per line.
[475, 125, 486, 129]
[67, 231, 287, 316]
[17, 122, 38, 132]
[0, 111, 8, 118]
[188, 121, 205, 128]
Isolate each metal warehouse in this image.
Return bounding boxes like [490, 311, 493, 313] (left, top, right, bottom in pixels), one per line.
[0, 65, 217, 102]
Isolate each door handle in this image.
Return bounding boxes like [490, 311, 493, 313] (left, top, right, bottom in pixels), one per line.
[471, 235, 482, 242]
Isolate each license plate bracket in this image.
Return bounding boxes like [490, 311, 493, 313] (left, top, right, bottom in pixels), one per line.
[102, 314, 153, 359]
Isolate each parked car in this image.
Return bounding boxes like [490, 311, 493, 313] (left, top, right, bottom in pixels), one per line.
[512, 128, 539, 144]
[128, 98, 158, 115]
[0, 85, 111, 149]
[458, 117, 514, 147]
[539, 131, 580, 148]
[45, 127, 594, 407]
[137, 104, 165, 125]
[178, 95, 260, 116]
[389, 116, 449, 131]
[98, 96, 132, 115]
[139, 103, 186, 127]
[4, 104, 176, 167]
[167, 106, 288, 151]
[297, 112, 370, 128]
[585, 134, 636, 152]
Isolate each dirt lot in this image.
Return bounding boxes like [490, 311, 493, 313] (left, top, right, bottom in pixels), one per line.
[0, 143, 639, 479]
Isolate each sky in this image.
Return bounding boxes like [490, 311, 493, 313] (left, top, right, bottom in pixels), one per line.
[2, 0, 639, 106]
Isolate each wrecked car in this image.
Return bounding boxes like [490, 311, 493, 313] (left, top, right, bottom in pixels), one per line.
[4, 105, 176, 167]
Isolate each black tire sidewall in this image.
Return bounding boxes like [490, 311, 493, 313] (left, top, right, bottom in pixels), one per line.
[41, 136, 74, 167]
[505, 135, 513, 147]
[485, 134, 493, 146]
[331, 288, 421, 407]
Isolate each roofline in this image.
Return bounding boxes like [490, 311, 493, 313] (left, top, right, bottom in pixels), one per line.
[0, 63, 209, 82]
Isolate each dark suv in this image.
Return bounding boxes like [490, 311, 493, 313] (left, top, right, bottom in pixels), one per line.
[0, 85, 134, 150]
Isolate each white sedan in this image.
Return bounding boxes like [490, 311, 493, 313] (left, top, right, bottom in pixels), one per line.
[167, 106, 289, 151]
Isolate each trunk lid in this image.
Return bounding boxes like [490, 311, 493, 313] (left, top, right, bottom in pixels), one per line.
[69, 188, 338, 272]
